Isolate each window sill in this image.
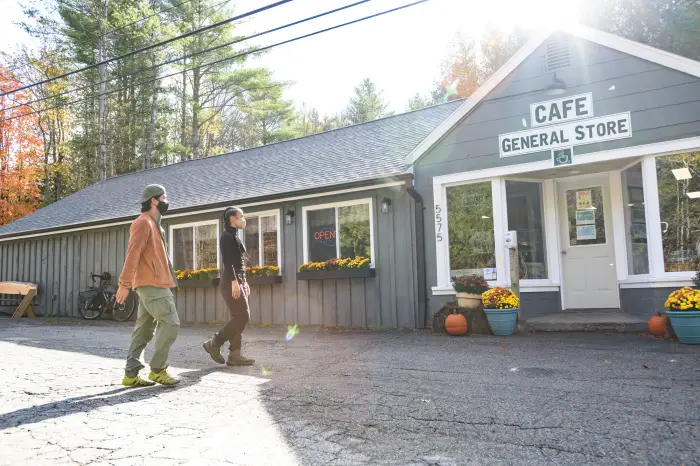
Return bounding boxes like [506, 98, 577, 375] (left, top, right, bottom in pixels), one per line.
[619, 275, 696, 288]
[432, 281, 560, 295]
[297, 269, 376, 280]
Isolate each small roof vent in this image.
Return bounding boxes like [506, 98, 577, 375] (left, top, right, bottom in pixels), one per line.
[545, 36, 571, 72]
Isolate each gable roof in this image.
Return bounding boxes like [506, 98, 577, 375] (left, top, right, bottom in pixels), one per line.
[0, 100, 463, 240]
[405, 24, 700, 165]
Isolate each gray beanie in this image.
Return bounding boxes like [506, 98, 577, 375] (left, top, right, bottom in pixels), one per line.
[140, 184, 166, 203]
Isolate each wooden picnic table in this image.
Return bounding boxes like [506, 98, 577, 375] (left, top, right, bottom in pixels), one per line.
[0, 282, 38, 318]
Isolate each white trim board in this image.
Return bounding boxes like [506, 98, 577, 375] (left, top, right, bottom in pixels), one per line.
[0, 180, 405, 243]
[405, 24, 700, 166]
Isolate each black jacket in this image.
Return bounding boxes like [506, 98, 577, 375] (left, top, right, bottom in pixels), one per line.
[220, 229, 246, 284]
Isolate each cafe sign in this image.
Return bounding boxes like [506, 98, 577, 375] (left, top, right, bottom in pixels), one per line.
[499, 93, 632, 158]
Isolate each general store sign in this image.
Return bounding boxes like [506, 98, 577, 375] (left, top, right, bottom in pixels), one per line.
[499, 93, 632, 158]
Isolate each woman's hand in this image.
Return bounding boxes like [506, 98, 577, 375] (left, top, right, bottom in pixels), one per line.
[231, 280, 241, 299]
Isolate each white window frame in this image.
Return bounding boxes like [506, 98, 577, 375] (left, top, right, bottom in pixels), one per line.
[430, 138, 700, 295]
[301, 198, 375, 266]
[239, 209, 282, 271]
[169, 220, 220, 271]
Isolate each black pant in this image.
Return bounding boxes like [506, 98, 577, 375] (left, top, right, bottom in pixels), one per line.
[213, 280, 250, 351]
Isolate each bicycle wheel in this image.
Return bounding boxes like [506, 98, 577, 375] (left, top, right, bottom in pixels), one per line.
[111, 292, 137, 322]
[80, 292, 105, 320]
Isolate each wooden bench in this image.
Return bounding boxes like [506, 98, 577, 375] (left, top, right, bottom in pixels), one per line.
[0, 282, 38, 318]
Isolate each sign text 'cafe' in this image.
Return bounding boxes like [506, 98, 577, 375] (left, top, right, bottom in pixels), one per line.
[499, 93, 632, 158]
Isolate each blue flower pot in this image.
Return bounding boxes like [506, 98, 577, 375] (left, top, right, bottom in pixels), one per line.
[483, 308, 518, 336]
[666, 310, 700, 344]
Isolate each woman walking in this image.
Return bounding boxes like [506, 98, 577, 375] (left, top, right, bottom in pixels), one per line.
[202, 207, 255, 366]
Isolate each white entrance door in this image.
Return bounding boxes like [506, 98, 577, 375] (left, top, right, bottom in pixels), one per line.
[558, 176, 619, 310]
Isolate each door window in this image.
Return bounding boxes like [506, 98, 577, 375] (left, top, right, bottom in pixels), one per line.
[565, 186, 606, 246]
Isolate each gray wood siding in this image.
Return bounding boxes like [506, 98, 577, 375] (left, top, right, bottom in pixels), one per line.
[414, 34, 700, 320]
[1, 187, 420, 327]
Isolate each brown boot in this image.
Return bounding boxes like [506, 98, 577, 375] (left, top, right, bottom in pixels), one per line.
[226, 349, 254, 366]
[203, 339, 225, 364]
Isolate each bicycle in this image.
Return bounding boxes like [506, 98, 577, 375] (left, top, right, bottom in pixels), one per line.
[78, 272, 137, 322]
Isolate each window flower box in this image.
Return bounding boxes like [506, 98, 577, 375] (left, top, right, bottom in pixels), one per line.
[175, 268, 219, 289]
[177, 279, 218, 289]
[297, 257, 374, 280]
[248, 275, 283, 285]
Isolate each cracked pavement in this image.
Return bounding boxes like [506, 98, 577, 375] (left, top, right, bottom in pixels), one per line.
[0, 319, 698, 465]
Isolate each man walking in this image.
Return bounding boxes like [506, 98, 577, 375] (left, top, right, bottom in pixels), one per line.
[116, 184, 180, 387]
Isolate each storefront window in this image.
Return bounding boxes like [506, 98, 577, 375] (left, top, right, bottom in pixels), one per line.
[656, 153, 700, 272]
[505, 181, 548, 279]
[565, 186, 606, 246]
[306, 202, 371, 263]
[447, 182, 496, 280]
[172, 222, 218, 270]
[621, 163, 649, 274]
[243, 214, 279, 268]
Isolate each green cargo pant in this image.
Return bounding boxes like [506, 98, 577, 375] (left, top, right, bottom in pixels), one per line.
[125, 287, 180, 375]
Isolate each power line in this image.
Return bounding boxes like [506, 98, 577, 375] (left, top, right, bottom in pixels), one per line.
[1, 0, 232, 77]
[2, 0, 374, 113]
[0, 0, 431, 124]
[0, 0, 294, 98]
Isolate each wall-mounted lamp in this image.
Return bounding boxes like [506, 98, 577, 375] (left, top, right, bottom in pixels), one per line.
[543, 72, 567, 96]
[284, 209, 295, 225]
[381, 198, 392, 214]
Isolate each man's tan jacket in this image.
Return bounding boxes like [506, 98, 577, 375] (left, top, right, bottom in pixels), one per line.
[119, 213, 175, 290]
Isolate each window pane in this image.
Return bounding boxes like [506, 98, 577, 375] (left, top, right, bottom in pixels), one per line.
[656, 153, 700, 272]
[195, 224, 218, 269]
[447, 182, 496, 280]
[307, 208, 337, 262]
[172, 227, 194, 270]
[339, 204, 371, 259]
[621, 163, 649, 275]
[565, 187, 606, 246]
[261, 216, 278, 267]
[506, 181, 548, 279]
[244, 217, 260, 267]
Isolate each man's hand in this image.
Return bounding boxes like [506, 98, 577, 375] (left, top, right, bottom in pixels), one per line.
[115, 285, 130, 304]
[231, 280, 241, 299]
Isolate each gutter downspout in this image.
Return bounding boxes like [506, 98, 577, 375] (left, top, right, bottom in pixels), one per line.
[403, 180, 429, 328]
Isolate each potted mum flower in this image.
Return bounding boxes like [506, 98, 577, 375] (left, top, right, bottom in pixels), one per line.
[664, 287, 700, 344]
[481, 287, 519, 336]
[452, 274, 489, 309]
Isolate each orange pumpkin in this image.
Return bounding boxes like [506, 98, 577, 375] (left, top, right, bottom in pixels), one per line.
[648, 315, 666, 336]
[445, 313, 468, 336]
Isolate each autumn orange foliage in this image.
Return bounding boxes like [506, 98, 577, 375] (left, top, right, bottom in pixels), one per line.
[0, 65, 43, 226]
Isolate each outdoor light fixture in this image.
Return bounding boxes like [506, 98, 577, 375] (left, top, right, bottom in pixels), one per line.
[543, 73, 567, 95]
[381, 198, 391, 214]
[284, 209, 295, 225]
[687, 191, 700, 199]
[672, 167, 692, 181]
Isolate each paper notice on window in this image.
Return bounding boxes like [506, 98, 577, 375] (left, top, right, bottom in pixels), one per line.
[575, 210, 595, 225]
[576, 190, 592, 210]
[576, 225, 596, 241]
[483, 268, 497, 281]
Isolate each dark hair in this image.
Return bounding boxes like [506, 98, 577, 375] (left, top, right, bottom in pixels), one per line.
[223, 206, 242, 227]
[141, 198, 154, 212]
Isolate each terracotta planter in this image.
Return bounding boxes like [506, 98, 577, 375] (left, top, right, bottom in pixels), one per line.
[456, 292, 482, 309]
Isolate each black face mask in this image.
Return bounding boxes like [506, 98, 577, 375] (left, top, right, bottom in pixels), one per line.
[156, 200, 169, 215]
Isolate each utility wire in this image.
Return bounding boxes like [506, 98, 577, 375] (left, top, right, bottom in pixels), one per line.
[0, 0, 294, 98]
[0, 0, 431, 124]
[2, 0, 374, 112]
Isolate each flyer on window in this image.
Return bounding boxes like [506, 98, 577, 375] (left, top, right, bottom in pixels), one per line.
[576, 190, 592, 210]
[575, 210, 595, 225]
[576, 225, 596, 241]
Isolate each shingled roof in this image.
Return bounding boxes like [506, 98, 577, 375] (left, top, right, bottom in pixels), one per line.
[0, 100, 463, 238]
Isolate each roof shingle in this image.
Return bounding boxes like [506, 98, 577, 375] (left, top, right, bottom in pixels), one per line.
[0, 101, 462, 237]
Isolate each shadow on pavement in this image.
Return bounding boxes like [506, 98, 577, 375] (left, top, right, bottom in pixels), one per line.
[0, 366, 226, 431]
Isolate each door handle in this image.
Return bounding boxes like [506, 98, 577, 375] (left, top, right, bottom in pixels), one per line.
[561, 250, 567, 255]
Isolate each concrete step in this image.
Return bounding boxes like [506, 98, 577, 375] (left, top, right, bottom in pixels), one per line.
[526, 310, 648, 333]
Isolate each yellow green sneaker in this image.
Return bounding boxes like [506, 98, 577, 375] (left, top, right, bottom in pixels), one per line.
[148, 369, 180, 386]
[122, 374, 156, 387]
